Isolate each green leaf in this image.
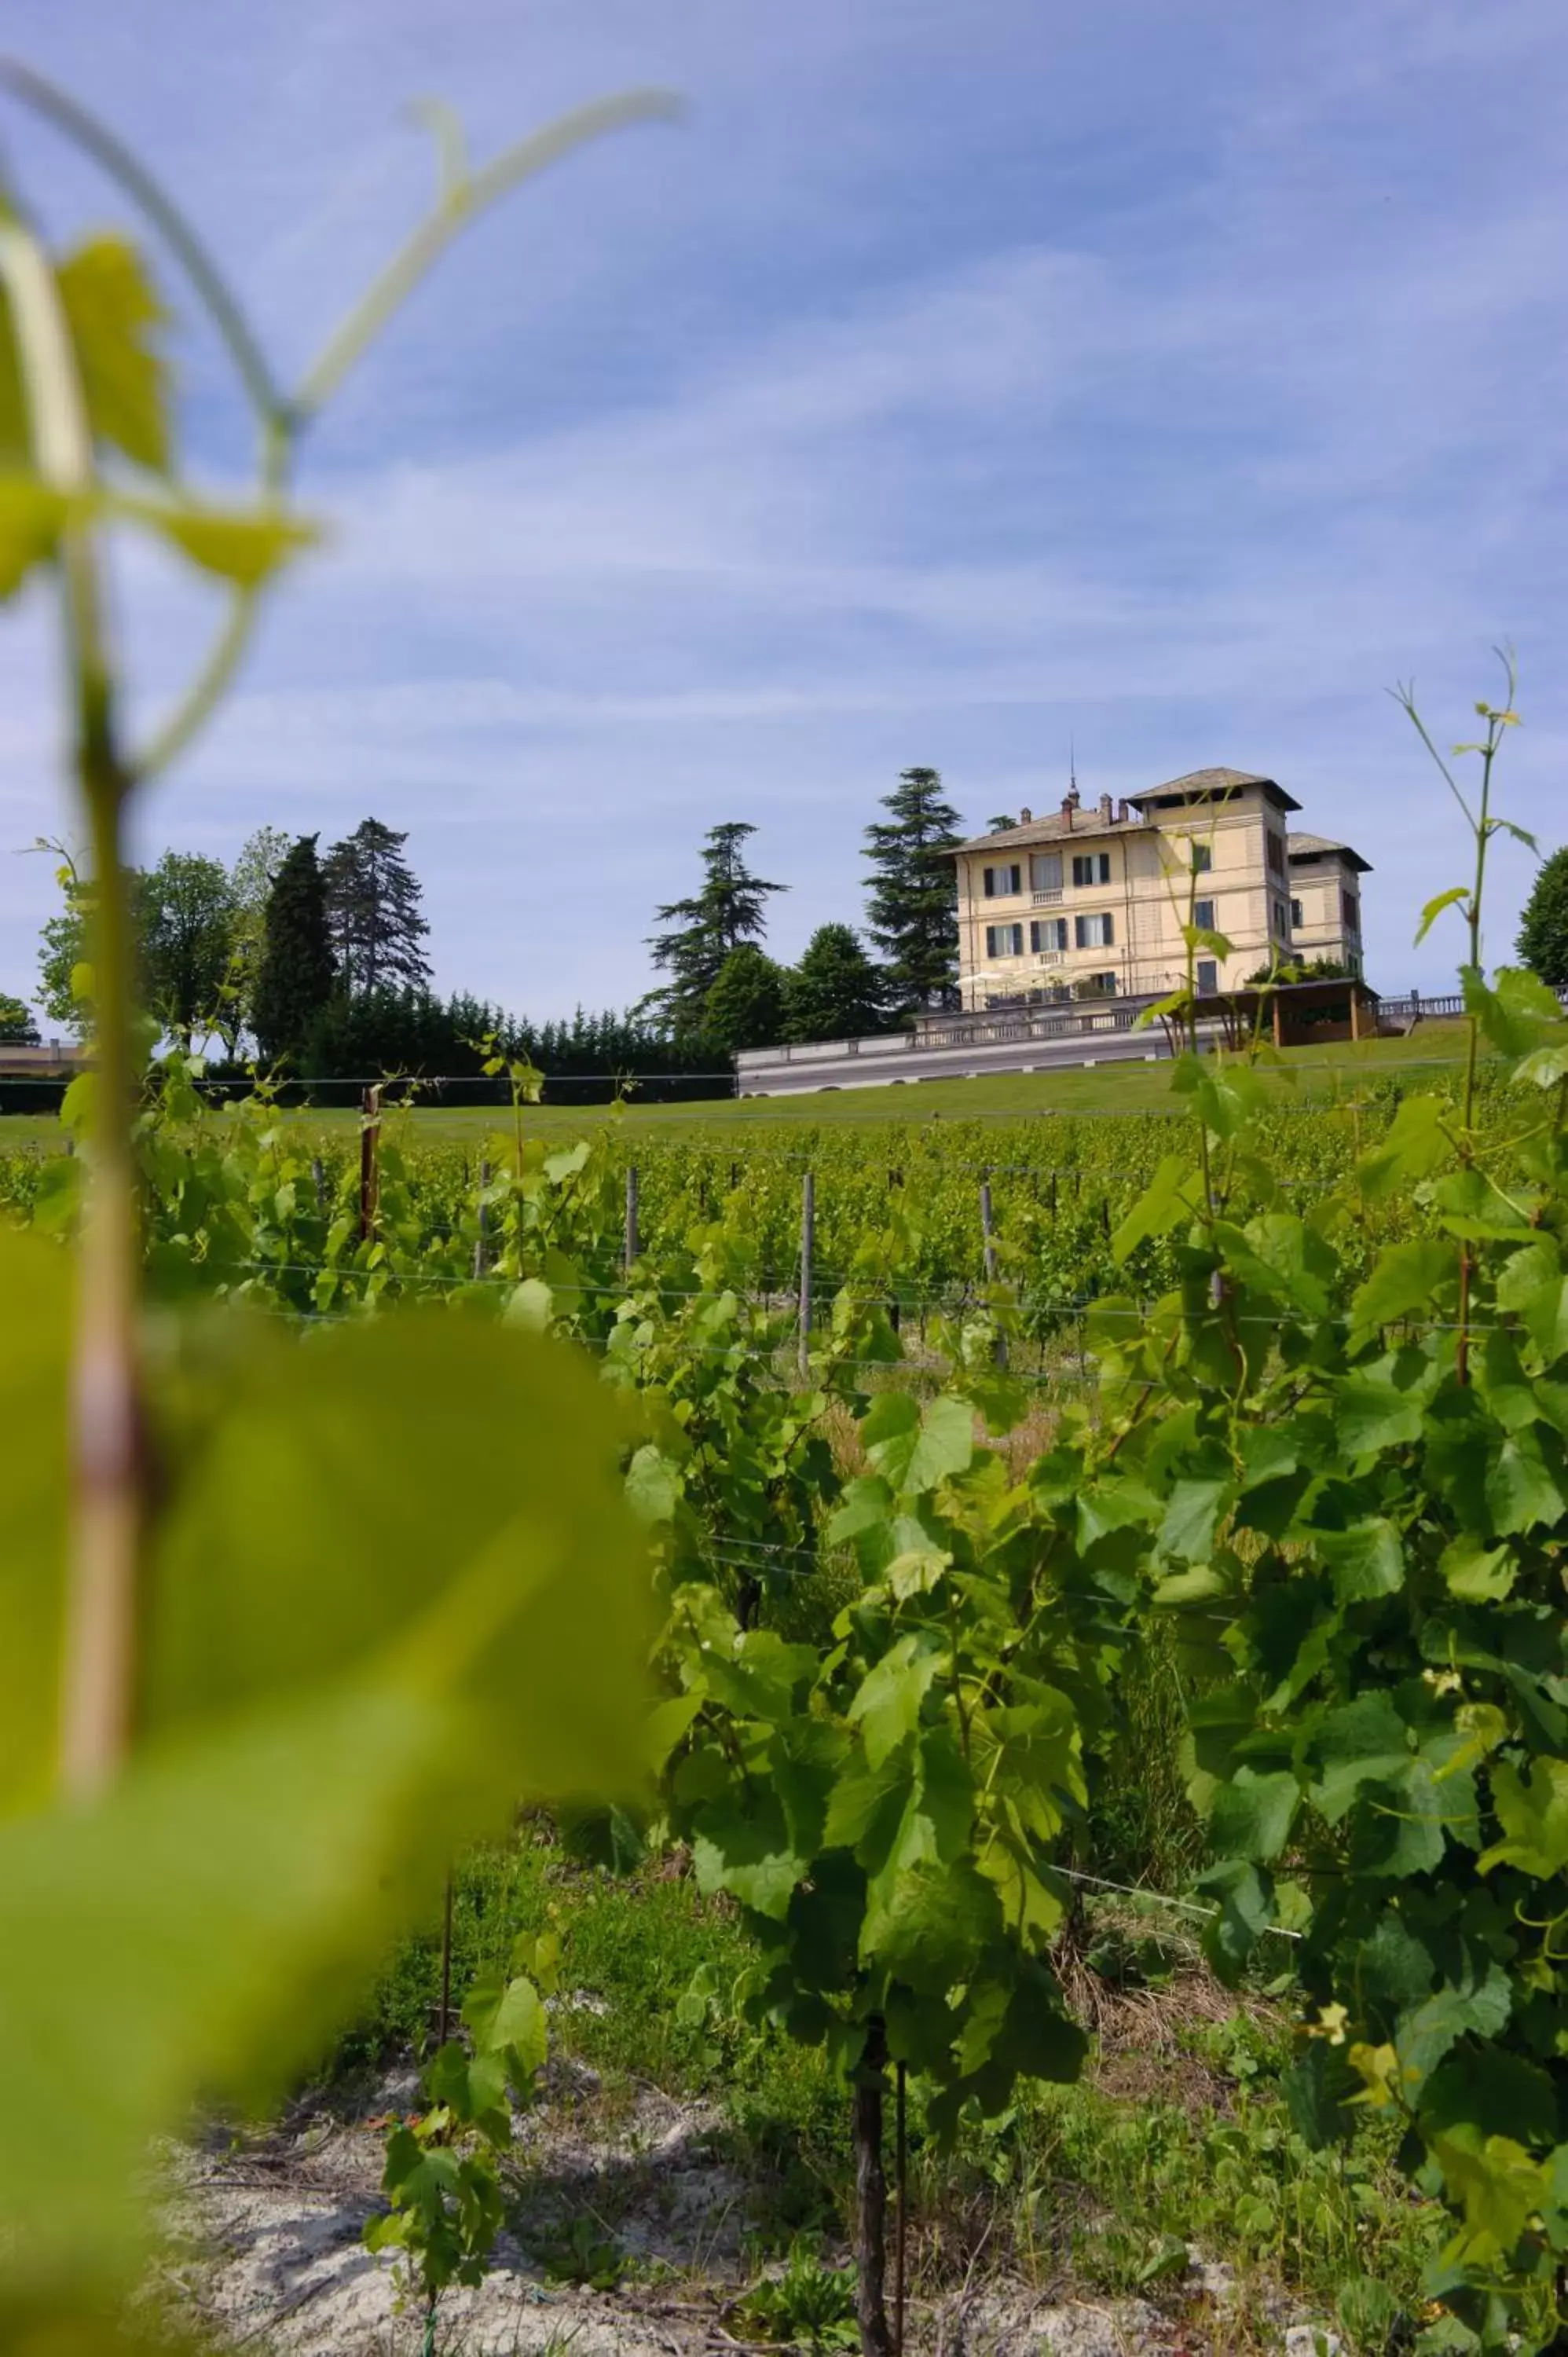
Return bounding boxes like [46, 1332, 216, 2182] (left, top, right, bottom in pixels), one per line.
[848, 1636, 942, 1769]
[1438, 1535, 1517, 1602]
[145, 1310, 652, 1797]
[1157, 1478, 1230, 1565]
[1480, 1758, 1568, 1879]
[56, 234, 170, 474]
[1112, 1152, 1203, 1260]
[463, 1971, 547, 2074]
[1357, 1098, 1452, 1200]
[691, 1796, 804, 1922]
[0, 474, 68, 599]
[1307, 1694, 1411, 1824]
[0, 1671, 545, 2304]
[1349, 1240, 1455, 1337]
[1194, 1856, 1276, 1982]
[625, 1443, 681, 1523]
[114, 493, 320, 587]
[1336, 1373, 1426, 1457]
[866, 1393, 975, 1495]
[1485, 1431, 1565, 1536]
[1210, 1768, 1299, 1863]
[1464, 965, 1566, 1058]
[1416, 886, 1470, 945]
[0, 1229, 69, 1813]
[1427, 2128, 1550, 2266]
[1314, 1517, 1404, 1602]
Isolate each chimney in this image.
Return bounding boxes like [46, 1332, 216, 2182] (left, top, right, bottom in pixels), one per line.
[1117, 798, 1131, 823]
[1019, 805, 1031, 823]
[1061, 794, 1075, 830]
[1098, 792, 1112, 822]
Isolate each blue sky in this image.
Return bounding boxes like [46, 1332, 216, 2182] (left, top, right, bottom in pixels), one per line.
[2, 0, 1565, 1020]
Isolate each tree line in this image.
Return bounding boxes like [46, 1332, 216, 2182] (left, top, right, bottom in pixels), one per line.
[3, 767, 969, 1071]
[9, 781, 1565, 1072]
[643, 767, 966, 1052]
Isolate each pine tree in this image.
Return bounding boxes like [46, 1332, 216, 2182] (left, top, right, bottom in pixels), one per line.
[1518, 846, 1568, 992]
[645, 822, 786, 1036]
[784, 923, 887, 1043]
[863, 767, 964, 1014]
[322, 818, 431, 997]
[704, 945, 789, 1053]
[251, 835, 335, 1063]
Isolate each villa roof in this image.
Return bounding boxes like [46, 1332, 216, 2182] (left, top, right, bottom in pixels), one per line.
[1131, 768, 1302, 814]
[1288, 830, 1372, 873]
[951, 767, 1299, 856]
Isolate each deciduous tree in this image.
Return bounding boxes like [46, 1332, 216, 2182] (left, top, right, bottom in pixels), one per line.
[0, 992, 40, 1044]
[141, 850, 237, 1047]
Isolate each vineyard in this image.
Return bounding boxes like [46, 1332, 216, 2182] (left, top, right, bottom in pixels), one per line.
[9, 959, 1568, 2355]
[4, 58, 1568, 2357]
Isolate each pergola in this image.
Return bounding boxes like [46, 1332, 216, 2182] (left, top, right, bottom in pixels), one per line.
[1171, 974, 1380, 1054]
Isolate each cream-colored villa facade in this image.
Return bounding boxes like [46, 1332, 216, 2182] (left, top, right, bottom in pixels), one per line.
[1288, 831, 1368, 973]
[950, 768, 1369, 1012]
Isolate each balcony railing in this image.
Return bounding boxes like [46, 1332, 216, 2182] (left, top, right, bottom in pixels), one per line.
[1031, 889, 1062, 906]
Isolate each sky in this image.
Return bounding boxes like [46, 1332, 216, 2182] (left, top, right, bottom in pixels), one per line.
[2, 0, 1565, 1022]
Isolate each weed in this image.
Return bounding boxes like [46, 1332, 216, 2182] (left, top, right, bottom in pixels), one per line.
[734, 2236, 859, 2351]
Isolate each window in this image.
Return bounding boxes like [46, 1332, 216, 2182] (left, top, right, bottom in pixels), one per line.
[982, 863, 1021, 899]
[1196, 959, 1218, 995]
[1342, 890, 1360, 933]
[1090, 971, 1118, 995]
[1074, 911, 1114, 949]
[1190, 841, 1213, 874]
[1266, 832, 1284, 878]
[985, 922, 1024, 958]
[1029, 851, 1062, 891]
[1273, 898, 1289, 937]
[1030, 917, 1068, 952]
[1194, 897, 1215, 931]
[1072, 851, 1112, 886]
[1290, 896, 1303, 929]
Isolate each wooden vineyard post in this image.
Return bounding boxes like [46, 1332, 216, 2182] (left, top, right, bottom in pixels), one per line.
[310, 1155, 326, 1215]
[980, 1177, 1007, 1369]
[853, 2014, 893, 2357]
[894, 2060, 907, 2357]
[625, 1164, 639, 1274]
[358, 1084, 382, 1244]
[798, 1168, 815, 1380]
[473, 1157, 492, 1280]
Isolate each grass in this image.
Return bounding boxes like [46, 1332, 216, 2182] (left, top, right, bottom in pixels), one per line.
[0, 1021, 1478, 1150]
[336, 1826, 1442, 2348]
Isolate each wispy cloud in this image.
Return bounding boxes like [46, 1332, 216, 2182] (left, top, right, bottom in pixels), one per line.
[1, 0, 1564, 1015]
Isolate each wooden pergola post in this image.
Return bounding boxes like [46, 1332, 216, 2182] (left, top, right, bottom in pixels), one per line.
[1272, 992, 1284, 1050]
[1350, 984, 1363, 1043]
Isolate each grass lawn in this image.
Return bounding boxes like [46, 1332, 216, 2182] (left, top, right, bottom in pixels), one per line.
[0, 1022, 1475, 1150]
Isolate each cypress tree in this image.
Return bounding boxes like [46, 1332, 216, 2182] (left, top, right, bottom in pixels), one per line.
[863, 767, 964, 1014]
[251, 835, 335, 1063]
